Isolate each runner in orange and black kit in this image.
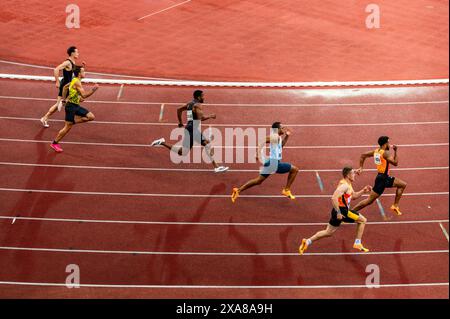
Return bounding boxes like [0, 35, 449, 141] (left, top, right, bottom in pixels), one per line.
[352, 136, 407, 217]
[299, 167, 372, 254]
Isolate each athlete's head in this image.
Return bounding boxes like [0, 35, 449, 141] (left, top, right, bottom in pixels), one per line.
[193, 90, 204, 103]
[272, 122, 283, 135]
[73, 66, 85, 79]
[342, 166, 355, 182]
[378, 136, 390, 150]
[67, 46, 79, 59]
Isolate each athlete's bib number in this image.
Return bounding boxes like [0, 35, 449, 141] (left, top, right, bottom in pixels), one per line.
[187, 110, 194, 122]
[374, 153, 382, 165]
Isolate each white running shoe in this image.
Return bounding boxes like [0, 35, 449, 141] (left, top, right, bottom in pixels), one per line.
[150, 138, 165, 146]
[40, 117, 49, 128]
[214, 166, 229, 173]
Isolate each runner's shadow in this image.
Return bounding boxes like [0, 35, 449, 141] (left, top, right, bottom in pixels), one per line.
[154, 183, 227, 285]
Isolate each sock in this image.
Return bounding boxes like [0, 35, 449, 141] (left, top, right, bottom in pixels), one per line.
[354, 239, 361, 245]
[306, 239, 312, 246]
[52, 140, 58, 144]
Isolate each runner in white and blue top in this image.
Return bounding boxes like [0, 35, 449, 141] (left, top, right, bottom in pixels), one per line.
[231, 122, 299, 202]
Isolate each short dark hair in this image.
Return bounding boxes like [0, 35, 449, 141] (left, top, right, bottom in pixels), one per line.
[73, 66, 83, 77]
[378, 136, 389, 147]
[67, 46, 77, 56]
[342, 166, 353, 178]
[193, 90, 203, 100]
[272, 122, 282, 129]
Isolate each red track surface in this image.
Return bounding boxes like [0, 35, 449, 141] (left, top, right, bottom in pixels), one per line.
[0, 79, 448, 298]
[0, 0, 448, 81]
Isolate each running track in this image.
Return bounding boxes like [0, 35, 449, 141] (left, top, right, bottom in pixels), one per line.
[0, 79, 448, 298]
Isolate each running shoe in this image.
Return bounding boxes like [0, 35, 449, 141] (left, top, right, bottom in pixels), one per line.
[40, 117, 49, 128]
[282, 188, 295, 200]
[50, 143, 63, 153]
[390, 205, 402, 216]
[299, 239, 308, 255]
[150, 138, 165, 146]
[214, 166, 229, 173]
[231, 187, 240, 203]
[353, 243, 369, 252]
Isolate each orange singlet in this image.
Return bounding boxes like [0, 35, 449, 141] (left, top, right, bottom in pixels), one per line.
[374, 148, 389, 174]
[337, 179, 353, 208]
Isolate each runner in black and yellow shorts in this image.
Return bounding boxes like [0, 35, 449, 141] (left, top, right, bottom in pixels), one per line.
[352, 136, 408, 217]
[299, 167, 372, 254]
[50, 67, 98, 153]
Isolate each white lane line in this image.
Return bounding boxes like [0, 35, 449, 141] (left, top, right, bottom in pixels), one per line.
[0, 216, 447, 227]
[0, 281, 447, 289]
[0, 246, 447, 257]
[376, 199, 386, 219]
[0, 138, 447, 149]
[116, 84, 124, 100]
[0, 95, 448, 107]
[0, 188, 447, 198]
[1, 116, 449, 128]
[315, 172, 324, 192]
[138, 0, 192, 21]
[0, 60, 180, 81]
[439, 223, 449, 242]
[0, 162, 447, 173]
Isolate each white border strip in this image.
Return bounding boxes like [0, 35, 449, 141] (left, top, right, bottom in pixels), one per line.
[0, 162, 447, 173]
[0, 74, 448, 87]
[138, 0, 191, 21]
[1, 116, 448, 128]
[0, 216, 447, 227]
[0, 188, 447, 198]
[0, 281, 447, 289]
[0, 95, 448, 108]
[439, 223, 449, 242]
[0, 138, 447, 149]
[0, 246, 447, 257]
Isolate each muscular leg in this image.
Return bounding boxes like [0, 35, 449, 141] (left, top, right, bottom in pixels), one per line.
[355, 215, 367, 240]
[74, 112, 95, 124]
[308, 224, 338, 243]
[238, 175, 268, 193]
[393, 178, 407, 206]
[54, 122, 74, 143]
[351, 190, 380, 212]
[285, 165, 299, 189]
[42, 96, 62, 120]
[202, 139, 219, 169]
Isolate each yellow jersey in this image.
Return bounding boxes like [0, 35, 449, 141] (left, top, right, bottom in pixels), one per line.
[68, 77, 81, 105]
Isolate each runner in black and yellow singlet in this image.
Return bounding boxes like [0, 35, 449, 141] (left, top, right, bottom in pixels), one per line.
[352, 136, 408, 217]
[150, 90, 229, 173]
[299, 167, 372, 254]
[50, 67, 98, 153]
[40, 46, 86, 128]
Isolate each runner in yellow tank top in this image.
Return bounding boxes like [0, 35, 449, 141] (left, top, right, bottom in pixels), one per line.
[299, 167, 372, 254]
[352, 136, 408, 217]
[50, 67, 99, 153]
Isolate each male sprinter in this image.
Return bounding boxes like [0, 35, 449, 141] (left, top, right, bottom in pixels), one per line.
[50, 67, 97, 152]
[299, 167, 372, 254]
[40, 46, 85, 127]
[231, 122, 299, 202]
[352, 136, 407, 216]
[150, 90, 229, 173]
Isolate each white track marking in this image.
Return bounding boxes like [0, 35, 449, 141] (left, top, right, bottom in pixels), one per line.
[376, 199, 386, 219]
[0, 281, 447, 289]
[0, 216, 447, 227]
[0, 246, 447, 257]
[116, 84, 124, 100]
[138, 0, 192, 21]
[315, 172, 324, 192]
[0, 60, 179, 81]
[439, 223, 449, 242]
[1, 73, 448, 87]
[0, 188, 447, 198]
[0, 162, 447, 173]
[0, 116, 448, 128]
[0, 95, 448, 107]
[0, 138, 447, 149]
